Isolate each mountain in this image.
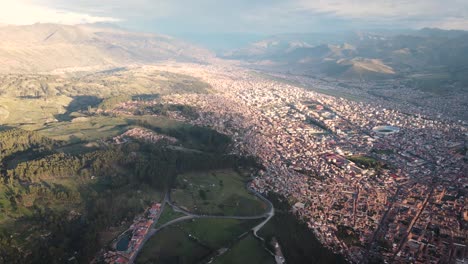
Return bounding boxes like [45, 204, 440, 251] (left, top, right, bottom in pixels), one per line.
[0, 23, 214, 72]
[223, 32, 351, 60]
[320, 58, 395, 80]
[224, 29, 468, 83]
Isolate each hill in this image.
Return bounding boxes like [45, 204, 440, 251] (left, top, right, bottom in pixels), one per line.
[321, 58, 395, 80]
[0, 23, 213, 72]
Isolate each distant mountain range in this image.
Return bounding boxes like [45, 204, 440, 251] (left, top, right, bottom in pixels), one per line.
[223, 29, 468, 86]
[0, 23, 214, 72]
[1, 24, 467, 92]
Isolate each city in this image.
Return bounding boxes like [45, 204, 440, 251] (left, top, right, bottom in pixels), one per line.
[113, 64, 467, 263]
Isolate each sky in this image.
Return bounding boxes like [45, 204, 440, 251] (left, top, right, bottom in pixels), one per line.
[0, 0, 467, 35]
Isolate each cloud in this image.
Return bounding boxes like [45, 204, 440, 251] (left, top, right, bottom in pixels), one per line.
[30, 0, 298, 33]
[0, 0, 120, 25]
[29, 0, 192, 19]
[422, 17, 468, 30]
[298, 0, 466, 18]
[297, 0, 468, 29]
[0, 0, 467, 32]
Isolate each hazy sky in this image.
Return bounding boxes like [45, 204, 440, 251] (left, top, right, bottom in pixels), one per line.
[0, 0, 467, 34]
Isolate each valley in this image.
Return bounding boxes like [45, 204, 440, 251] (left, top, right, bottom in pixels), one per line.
[0, 19, 466, 264]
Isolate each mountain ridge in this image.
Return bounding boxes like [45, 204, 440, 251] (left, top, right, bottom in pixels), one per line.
[0, 23, 214, 73]
[223, 29, 468, 83]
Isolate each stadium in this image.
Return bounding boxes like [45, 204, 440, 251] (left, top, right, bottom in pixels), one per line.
[372, 125, 400, 136]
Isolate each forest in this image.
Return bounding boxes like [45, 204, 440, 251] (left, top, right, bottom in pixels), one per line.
[0, 122, 253, 263]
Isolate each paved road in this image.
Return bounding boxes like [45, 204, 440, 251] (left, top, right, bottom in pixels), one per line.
[368, 186, 402, 249]
[391, 186, 433, 261]
[131, 179, 275, 263]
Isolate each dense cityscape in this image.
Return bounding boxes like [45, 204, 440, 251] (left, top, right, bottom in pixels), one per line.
[112, 64, 468, 263]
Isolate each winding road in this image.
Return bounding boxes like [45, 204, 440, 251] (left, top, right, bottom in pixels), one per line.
[129, 180, 275, 264]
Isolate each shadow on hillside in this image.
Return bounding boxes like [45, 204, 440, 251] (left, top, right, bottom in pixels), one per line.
[0, 125, 15, 132]
[56, 96, 102, 121]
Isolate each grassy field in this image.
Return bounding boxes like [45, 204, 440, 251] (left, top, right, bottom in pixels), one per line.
[0, 96, 71, 127]
[36, 116, 129, 142]
[212, 234, 275, 264]
[137, 218, 260, 264]
[136, 225, 210, 264]
[55, 141, 102, 155]
[171, 169, 268, 216]
[154, 205, 186, 228]
[347, 155, 381, 169]
[34, 115, 184, 144]
[179, 218, 259, 248]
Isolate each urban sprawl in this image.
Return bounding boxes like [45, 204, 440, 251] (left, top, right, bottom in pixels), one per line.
[111, 64, 467, 263]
